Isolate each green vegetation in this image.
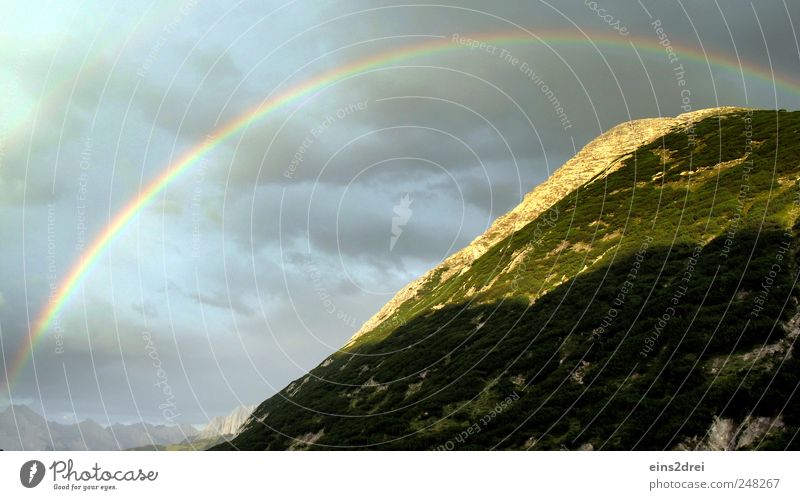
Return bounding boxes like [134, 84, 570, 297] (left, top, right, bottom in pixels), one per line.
[130, 436, 231, 451]
[216, 110, 800, 450]
[129, 436, 233, 451]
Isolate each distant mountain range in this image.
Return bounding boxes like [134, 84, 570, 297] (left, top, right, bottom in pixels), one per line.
[217, 108, 800, 450]
[0, 404, 197, 451]
[0, 403, 255, 451]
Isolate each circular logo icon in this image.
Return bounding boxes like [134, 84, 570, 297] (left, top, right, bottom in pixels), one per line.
[20, 460, 45, 488]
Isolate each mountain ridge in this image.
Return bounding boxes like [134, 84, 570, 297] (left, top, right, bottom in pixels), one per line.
[219, 108, 800, 450]
[347, 106, 748, 345]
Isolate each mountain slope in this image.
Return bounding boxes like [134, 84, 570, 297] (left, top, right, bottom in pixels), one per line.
[218, 108, 800, 450]
[347, 107, 746, 345]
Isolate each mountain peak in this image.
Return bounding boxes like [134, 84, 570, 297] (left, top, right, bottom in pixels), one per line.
[196, 405, 256, 440]
[348, 106, 748, 344]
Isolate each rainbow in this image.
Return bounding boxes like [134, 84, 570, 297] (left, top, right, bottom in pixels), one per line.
[6, 29, 800, 389]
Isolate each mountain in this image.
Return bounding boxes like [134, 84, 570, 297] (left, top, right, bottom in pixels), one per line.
[217, 108, 800, 450]
[128, 404, 256, 450]
[0, 405, 198, 450]
[196, 404, 255, 441]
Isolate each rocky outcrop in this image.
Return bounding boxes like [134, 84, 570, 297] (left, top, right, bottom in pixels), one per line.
[677, 415, 785, 450]
[347, 107, 746, 344]
[196, 404, 256, 440]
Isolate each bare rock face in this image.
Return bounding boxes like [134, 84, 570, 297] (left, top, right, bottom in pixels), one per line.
[706, 416, 738, 450]
[736, 416, 783, 449]
[348, 107, 746, 344]
[678, 415, 785, 450]
[197, 405, 256, 440]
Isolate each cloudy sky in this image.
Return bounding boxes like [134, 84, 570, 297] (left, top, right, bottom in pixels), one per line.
[0, 0, 798, 426]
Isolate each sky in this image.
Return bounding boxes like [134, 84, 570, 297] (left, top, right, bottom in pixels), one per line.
[0, 0, 798, 426]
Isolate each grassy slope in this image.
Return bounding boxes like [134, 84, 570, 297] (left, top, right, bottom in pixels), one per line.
[129, 436, 230, 451]
[218, 110, 800, 450]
